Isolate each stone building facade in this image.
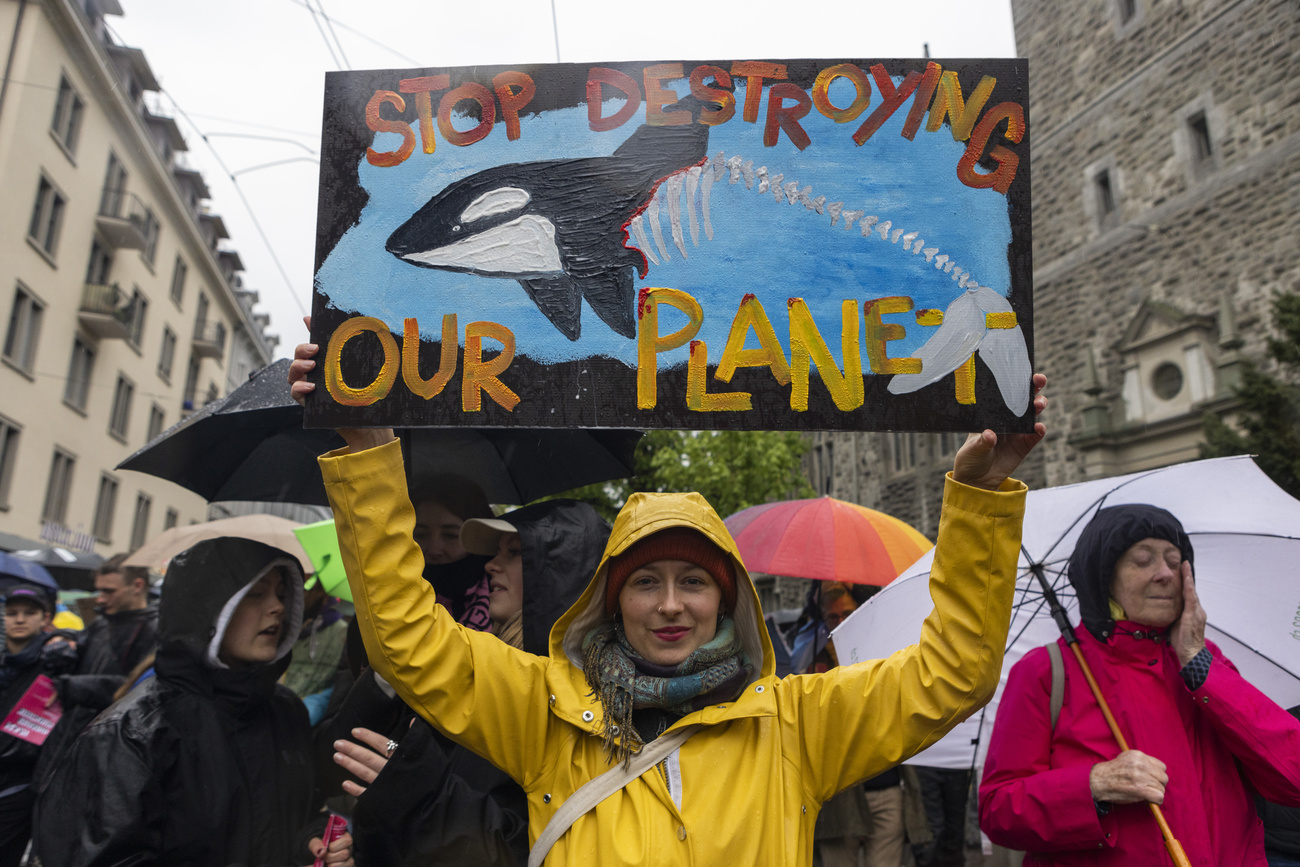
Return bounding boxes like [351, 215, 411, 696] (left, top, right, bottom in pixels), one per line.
[808, 0, 1299, 539]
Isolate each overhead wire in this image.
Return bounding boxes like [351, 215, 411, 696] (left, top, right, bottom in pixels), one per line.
[302, 0, 343, 69]
[159, 88, 310, 319]
[314, 0, 352, 69]
[282, 0, 422, 66]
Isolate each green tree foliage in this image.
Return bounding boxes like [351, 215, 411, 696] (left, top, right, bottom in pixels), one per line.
[551, 430, 816, 523]
[1202, 292, 1300, 498]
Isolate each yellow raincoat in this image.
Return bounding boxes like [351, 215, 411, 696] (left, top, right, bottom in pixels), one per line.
[321, 440, 1025, 866]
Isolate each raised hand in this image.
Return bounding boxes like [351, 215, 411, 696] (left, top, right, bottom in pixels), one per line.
[287, 316, 395, 454]
[1089, 749, 1169, 805]
[951, 373, 1048, 491]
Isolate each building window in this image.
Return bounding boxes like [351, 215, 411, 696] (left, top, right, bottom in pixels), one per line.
[93, 473, 119, 543]
[195, 292, 209, 331]
[1188, 112, 1213, 164]
[127, 288, 148, 347]
[51, 75, 84, 155]
[42, 449, 75, 524]
[129, 492, 151, 550]
[158, 326, 176, 381]
[109, 374, 134, 441]
[141, 209, 160, 265]
[169, 256, 187, 306]
[28, 176, 66, 258]
[0, 416, 20, 510]
[892, 432, 917, 474]
[183, 354, 200, 410]
[86, 239, 114, 285]
[1151, 362, 1184, 401]
[1095, 170, 1116, 218]
[146, 403, 165, 442]
[163, 507, 179, 531]
[99, 152, 127, 217]
[3, 284, 44, 375]
[64, 337, 95, 412]
[936, 432, 960, 457]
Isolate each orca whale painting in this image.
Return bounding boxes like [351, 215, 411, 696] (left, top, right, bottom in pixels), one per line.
[307, 59, 1033, 433]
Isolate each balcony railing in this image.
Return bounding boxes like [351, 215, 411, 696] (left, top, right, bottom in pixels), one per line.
[77, 282, 136, 339]
[95, 188, 150, 250]
[192, 320, 226, 360]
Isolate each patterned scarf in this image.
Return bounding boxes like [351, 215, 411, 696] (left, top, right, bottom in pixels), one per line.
[582, 618, 751, 765]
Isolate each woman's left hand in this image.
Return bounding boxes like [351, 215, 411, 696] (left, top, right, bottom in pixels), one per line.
[306, 831, 354, 866]
[951, 373, 1048, 491]
[1171, 561, 1207, 667]
[333, 727, 395, 796]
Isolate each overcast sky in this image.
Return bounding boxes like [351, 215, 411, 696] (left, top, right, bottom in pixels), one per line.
[109, 0, 1017, 361]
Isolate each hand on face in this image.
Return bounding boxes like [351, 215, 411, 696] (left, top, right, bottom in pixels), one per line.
[1170, 561, 1206, 667]
[485, 532, 523, 626]
[1111, 538, 1185, 630]
[219, 568, 288, 667]
[1089, 749, 1169, 805]
[617, 560, 723, 667]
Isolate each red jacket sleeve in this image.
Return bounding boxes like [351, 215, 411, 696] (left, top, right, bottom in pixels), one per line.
[1192, 643, 1300, 807]
[978, 646, 1117, 852]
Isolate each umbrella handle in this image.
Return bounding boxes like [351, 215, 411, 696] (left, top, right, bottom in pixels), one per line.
[1066, 642, 1193, 867]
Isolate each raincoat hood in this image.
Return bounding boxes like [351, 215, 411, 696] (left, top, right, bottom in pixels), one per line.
[501, 499, 610, 656]
[1067, 504, 1194, 642]
[159, 536, 304, 668]
[554, 491, 774, 681]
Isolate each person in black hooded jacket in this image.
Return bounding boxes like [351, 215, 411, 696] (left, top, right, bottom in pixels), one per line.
[29, 537, 353, 867]
[331, 499, 608, 867]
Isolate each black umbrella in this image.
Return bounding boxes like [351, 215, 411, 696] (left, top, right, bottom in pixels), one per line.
[8, 546, 103, 593]
[118, 360, 643, 506]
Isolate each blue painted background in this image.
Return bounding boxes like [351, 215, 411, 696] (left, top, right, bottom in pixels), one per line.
[316, 75, 1013, 372]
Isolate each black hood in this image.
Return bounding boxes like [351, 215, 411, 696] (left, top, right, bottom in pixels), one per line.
[1067, 504, 1195, 642]
[508, 500, 610, 655]
[159, 537, 304, 668]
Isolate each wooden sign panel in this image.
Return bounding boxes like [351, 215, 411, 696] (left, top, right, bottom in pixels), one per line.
[306, 59, 1032, 431]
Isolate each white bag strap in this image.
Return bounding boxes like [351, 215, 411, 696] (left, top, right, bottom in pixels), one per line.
[527, 724, 702, 867]
[1046, 641, 1065, 730]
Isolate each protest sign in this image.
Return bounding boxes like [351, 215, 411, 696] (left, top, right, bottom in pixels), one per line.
[306, 59, 1031, 431]
[0, 674, 62, 746]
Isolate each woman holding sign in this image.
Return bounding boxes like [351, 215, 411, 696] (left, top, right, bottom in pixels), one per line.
[293, 341, 1046, 866]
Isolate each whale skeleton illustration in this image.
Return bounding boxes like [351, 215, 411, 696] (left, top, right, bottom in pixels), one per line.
[386, 122, 710, 341]
[886, 286, 1031, 415]
[625, 150, 1032, 415]
[627, 149, 995, 296]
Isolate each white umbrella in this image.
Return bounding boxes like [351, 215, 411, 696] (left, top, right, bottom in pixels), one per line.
[124, 514, 314, 577]
[833, 455, 1300, 770]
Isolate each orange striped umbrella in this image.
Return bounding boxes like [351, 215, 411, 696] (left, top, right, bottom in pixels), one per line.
[724, 497, 933, 585]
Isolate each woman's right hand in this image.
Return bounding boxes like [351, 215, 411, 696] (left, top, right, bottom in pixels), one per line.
[288, 316, 396, 454]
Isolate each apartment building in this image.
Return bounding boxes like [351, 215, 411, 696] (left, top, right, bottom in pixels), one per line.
[0, 0, 276, 553]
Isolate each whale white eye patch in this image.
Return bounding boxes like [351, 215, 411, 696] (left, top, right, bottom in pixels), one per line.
[461, 187, 531, 223]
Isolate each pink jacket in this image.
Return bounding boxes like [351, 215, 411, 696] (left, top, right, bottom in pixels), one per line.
[980, 625, 1300, 866]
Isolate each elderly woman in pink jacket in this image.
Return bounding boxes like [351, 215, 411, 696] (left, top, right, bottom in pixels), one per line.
[980, 504, 1300, 865]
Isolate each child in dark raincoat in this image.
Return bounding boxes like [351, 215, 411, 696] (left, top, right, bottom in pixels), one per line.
[31, 537, 352, 867]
